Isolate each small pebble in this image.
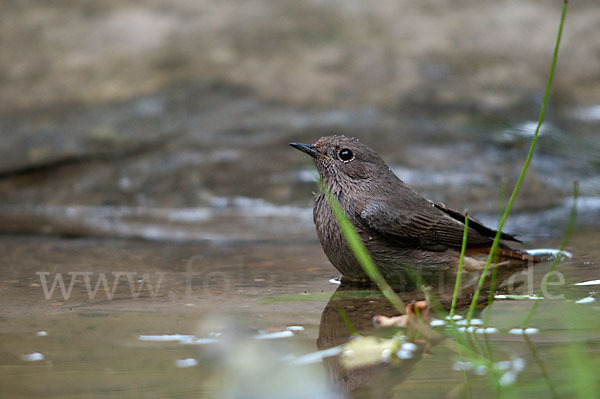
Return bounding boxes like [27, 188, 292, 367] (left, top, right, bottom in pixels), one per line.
[575, 279, 600, 286]
[474, 327, 499, 334]
[575, 296, 596, 304]
[499, 370, 517, 386]
[181, 338, 219, 345]
[512, 358, 526, 372]
[400, 342, 417, 352]
[291, 346, 343, 365]
[139, 334, 195, 342]
[526, 248, 572, 259]
[453, 361, 473, 371]
[175, 358, 198, 368]
[21, 352, 44, 362]
[509, 328, 539, 335]
[255, 330, 294, 340]
[495, 360, 512, 371]
[381, 348, 392, 362]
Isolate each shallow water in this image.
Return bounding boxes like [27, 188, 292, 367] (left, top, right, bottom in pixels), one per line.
[1, 224, 599, 398]
[1, 94, 599, 397]
[1, 98, 600, 397]
[2, 1, 600, 397]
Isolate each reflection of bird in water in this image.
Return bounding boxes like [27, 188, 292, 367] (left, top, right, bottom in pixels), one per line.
[316, 271, 527, 396]
[317, 284, 427, 396]
[290, 135, 540, 283]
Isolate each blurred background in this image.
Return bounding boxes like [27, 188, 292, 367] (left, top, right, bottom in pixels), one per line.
[1, 2, 600, 397]
[1, 0, 599, 241]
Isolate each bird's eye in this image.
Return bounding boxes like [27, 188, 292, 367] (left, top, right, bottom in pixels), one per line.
[338, 148, 354, 162]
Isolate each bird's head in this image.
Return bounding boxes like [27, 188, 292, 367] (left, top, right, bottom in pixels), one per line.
[290, 135, 389, 192]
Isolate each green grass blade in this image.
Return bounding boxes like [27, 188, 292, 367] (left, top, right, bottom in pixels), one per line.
[337, 307, 359, 336]
[466, 0, 569, 322]
[523, 334, 559, 399]
[567, 343, 599, 399]
[319, 180, 406, 313]
[450, 213, 469, 318]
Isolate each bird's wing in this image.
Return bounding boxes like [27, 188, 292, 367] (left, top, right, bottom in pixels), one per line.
[358, 198, 512, 250]
[432, 201, 521, 243]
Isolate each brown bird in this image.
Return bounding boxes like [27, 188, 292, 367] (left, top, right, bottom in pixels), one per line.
[290, 135, 539, 283]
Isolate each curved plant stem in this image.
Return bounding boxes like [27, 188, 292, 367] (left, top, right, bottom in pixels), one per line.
[466, 1, 569, 321]
[450, 213, 469, 318]
[319, 180, 405, 313]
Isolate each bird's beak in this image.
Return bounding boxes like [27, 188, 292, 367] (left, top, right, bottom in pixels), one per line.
[289, 142, 324, 159]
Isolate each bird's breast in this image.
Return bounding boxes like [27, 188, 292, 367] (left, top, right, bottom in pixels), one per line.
[313, 193, 364, 278]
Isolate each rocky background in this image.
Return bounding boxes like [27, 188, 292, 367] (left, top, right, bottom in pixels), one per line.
[0, 0, 599, 241]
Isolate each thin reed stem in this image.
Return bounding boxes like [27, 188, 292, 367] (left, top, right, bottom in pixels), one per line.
[466, 1, 569, 321]
[450, 213, 469, 318]
[319, 180, 405, 313]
